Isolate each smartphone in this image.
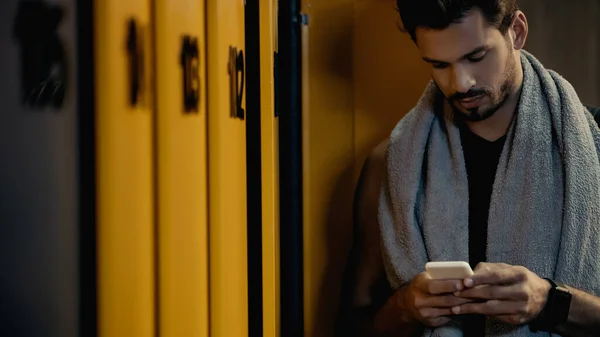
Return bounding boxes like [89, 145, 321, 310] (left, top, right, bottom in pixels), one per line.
[425, 261, 474, 280]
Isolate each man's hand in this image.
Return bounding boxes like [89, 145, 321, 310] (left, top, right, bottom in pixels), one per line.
[402, 272, 473, 328]
[451, 263, 551, 325]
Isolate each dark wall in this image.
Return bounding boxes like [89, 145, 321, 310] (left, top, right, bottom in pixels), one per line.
[520, 0, 600, 106]
[0, 0, 79, 336]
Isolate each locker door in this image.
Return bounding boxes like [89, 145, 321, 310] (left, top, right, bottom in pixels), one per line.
[153, 0, 208, 336]
[260, 0, 281, 336]
[0, 0, 81, 336]
[246, 0, 280, 335]
[207, 0, 248, 336]
[94, 1, 155, 337]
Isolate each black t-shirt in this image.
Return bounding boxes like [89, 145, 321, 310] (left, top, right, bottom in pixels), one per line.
[461, 126, 507, 270]
[460, 125, 506, 336]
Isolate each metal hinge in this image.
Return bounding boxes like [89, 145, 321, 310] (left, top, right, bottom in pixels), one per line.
[293, 12, 309, 26]
[273, 51, 279, 118]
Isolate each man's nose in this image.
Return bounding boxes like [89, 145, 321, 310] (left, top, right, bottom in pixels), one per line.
[451, 66, 475, 94]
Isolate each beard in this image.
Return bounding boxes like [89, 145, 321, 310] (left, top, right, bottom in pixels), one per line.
[452, 81, 512, 122]
[442, 52, 518, 122]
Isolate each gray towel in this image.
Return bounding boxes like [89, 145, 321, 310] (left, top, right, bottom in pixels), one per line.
[378, 50, 600, 336]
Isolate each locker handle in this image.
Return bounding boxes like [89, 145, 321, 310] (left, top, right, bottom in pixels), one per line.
[126, 19, 142, 106]
[228, 46, 245, 119]
[181, 35, 200, 113]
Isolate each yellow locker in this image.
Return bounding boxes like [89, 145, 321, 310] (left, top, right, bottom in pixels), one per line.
[153, 0, 208, 337]
[353, 0, 429, 172]
[94, 1, 155, 337]
[260, 0, 280, 336]
[299, 1, 357, 336]
[298, 1, 431, 336]
[207, 0, 248, 336]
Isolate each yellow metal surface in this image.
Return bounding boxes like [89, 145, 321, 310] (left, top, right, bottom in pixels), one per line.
[260, 0, 280, 336]
[300, 1, 356, 336]
[94, 1, 155, 337]
[207, 0, 248, 336]
[353, 0, 429, 175]
[298, 1, 431, 336]
[153, 0, 208, 336]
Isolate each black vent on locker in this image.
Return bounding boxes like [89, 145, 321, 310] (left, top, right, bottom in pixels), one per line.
[245, 1, 264, 337]
[278, 0, 305, 336]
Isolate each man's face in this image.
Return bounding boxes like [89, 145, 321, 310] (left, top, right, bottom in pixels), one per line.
[415, 9, 519, 122]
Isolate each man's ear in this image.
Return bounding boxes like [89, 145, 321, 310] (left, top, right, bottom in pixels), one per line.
[510, 11, 528, 50]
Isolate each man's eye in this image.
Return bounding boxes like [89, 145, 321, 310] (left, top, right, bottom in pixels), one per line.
[433, 63, 448, 69]
[468, 54, 486, 63]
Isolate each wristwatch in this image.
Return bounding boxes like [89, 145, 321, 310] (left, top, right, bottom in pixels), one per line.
[529, 278, 572, 332]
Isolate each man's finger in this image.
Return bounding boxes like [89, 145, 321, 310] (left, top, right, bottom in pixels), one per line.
[451, 300, 524, 316]
[418, 295, 473, 308]
[424, 317, 451, 328]
[464, 266, 526, 288]
[418, 307, 454, 319]
[455, 284, 524, 301]
[415, 273, 464, 294]
[473, 262, 511, 273]
[427, 279, 465, 295]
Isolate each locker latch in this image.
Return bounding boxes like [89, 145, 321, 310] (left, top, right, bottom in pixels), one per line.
[228, 46, 245, 120]
[181, 36, 200, 113]
[127, 18, 145, 107]
[273, 52, 279, 118]
[13, 0, 66, 109]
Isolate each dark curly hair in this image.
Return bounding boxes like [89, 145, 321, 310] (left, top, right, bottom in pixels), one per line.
[396, 0, 519, 42]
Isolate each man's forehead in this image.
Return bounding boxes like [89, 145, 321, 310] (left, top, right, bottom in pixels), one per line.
[415, 10, 496, 62]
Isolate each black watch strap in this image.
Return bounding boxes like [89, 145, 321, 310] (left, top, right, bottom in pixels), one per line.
[529, 278, 572, 332]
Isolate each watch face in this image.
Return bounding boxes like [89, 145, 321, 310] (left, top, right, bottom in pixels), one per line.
[557, 284, 570, 294]
[553, 285, 572, 325]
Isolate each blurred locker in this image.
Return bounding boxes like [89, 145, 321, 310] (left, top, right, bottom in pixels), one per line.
[153, 0, 208, 336]
[246, 0, 281, 335]
[207, 0, 248, 336]
[0, 0, 82, 336]
[259, 0, 281, 336]
[94, 1, 155, 337]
